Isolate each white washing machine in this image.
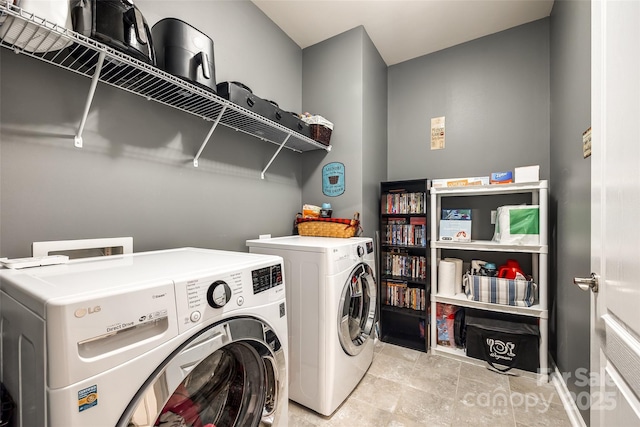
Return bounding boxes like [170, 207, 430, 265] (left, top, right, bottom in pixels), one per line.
[246, 236, 376, 416]
[0, 247, 288, 427]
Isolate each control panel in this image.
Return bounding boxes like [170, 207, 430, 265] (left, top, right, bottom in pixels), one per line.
[251, 264, 283, 294]
[174, 262, 285, 334]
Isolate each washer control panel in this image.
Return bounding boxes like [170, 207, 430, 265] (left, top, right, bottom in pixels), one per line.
[174, 260, 285, 334]
[251, 264, 283, 294]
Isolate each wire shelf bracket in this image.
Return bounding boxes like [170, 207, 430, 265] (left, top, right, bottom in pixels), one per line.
[74, 51, 105, 148]
[261, 133, 291, 179]
[193, 104, 228, 167]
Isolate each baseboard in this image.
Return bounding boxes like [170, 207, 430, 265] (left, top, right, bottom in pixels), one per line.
[549, 357, 588, 427]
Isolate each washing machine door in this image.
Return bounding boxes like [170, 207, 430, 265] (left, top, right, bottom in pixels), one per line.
[118, 317, 285, 427]
[337, 262, 377, 356]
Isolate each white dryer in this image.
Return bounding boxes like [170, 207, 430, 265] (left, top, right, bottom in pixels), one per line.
[0, 247, 288, 427]
[246, 236, 377, 416]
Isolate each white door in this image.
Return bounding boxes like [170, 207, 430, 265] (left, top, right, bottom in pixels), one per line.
[588, 0, 640, 425]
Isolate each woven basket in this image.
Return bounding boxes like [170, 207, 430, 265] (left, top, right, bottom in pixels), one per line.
[296, 213, 360, 238]
[310, 124, 332, 146]
[301, 115, 333, 146]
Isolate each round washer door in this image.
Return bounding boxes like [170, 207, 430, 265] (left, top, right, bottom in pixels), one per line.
[337, 262, 377, 356]
[119, 317, 286, 427]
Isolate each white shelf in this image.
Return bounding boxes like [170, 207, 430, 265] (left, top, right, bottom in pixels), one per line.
[0, 3, 330, 177]
[432, 292, 547, 318]
[432, 344, 467, 358]
[432, 240, 547, 253]
[430, 180, 548, 197]
[430, 179, 549, 379]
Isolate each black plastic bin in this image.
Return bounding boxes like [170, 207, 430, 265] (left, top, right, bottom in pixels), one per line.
[216, 82, 277, 122]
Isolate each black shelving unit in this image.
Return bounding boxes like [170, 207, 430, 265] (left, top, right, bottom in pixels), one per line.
[379, 178, 430, 352]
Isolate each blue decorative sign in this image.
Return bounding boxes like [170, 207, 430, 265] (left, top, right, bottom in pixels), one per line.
[322, 162, 345, 197]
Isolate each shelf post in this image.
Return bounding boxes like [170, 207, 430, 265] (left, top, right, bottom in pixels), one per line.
[193, 104, 228, 167]
[74, 51, 106, 148]
[430, 189, 438, 353]
[261, 133, 291, 179]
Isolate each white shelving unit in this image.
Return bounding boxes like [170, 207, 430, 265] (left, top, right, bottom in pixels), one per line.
[429, 180, 549, 378]
[0, 3, 330, 178]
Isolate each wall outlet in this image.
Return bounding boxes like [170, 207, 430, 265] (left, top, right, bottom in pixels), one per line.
[491, 210, 497, 224]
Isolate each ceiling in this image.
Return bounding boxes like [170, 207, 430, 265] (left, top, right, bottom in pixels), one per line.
[251, 0, 555, 66]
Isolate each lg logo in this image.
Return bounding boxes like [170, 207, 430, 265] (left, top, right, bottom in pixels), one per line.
[74, 306, 101, 318]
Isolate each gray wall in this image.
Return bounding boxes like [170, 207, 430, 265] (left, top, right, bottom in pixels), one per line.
[0, 1, 307, 257]
[550, 1, 591, 424]
[387, 19, 550, 181]
[362, 29, 389, 240]
[301, 26, 387, 238]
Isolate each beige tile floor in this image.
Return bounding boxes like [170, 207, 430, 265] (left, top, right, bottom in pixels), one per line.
[288, 340, 573, 427]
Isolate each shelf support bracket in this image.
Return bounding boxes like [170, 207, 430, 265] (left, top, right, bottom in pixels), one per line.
[193, 104, 228, 167]
[261, 133, 291, 179]
[74, 51, 106, 148]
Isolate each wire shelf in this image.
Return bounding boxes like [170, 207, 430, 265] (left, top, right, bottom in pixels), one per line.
[0, 2, 330, 163]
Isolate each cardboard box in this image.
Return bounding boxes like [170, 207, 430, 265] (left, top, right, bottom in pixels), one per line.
[432, 176, 489, 188]
[514, 165, 540, 183]
[440, 209, 471, 242]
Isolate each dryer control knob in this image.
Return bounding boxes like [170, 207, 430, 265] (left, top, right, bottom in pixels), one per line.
[357, 245, 365, 258]
[207, 280, 232, 308]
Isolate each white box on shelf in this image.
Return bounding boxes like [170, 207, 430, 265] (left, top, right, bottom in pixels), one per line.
[514, 165, 540, 183]
[439, 220, 471, 242]
[432, 176, 489, 187]
[440, 209, 471, 242]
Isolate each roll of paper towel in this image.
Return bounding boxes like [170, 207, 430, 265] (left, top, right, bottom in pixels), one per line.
[438, 259, 456, 296]
[444, 257, 464, 294]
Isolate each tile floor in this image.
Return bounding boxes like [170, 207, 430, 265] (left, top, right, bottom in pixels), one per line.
[288, 340, 573, 427]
